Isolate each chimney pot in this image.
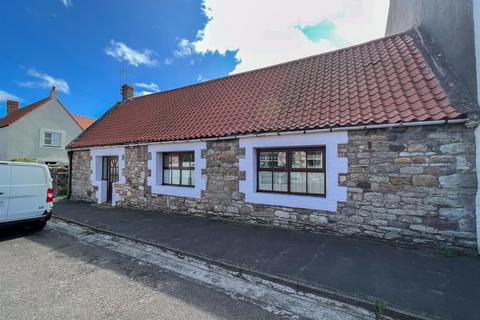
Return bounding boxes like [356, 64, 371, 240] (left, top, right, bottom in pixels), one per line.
[121, 84, 134, 101]
[6, 100, 19, 114]
[50, 86, 57, 98]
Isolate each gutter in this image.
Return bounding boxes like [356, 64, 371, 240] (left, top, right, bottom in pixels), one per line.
[66, 118, 467, 151]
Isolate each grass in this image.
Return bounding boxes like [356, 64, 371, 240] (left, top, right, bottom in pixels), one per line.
[9, 157, 36, 163]
[373, 299, 386, 319]
[55, 189, 68, 197]
[54, 190, 69, 201]
[84, 229, 97, 236]
[439, 247, 457, 258]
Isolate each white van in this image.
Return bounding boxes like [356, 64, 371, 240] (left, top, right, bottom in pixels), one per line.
[0, 161, 53, 230]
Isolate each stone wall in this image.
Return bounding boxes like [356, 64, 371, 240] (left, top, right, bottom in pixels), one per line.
[338, 125, 477, 249]
[70, 124, 478, 251]
[70, 150, 96, 202]
[48, 164, 68, 196]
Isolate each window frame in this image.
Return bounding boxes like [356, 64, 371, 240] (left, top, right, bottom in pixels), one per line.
[43, 131, 62, 148]
[101, 156, 108, 180]
[256, 146, 326, 197]
[162, 151, 195, 188]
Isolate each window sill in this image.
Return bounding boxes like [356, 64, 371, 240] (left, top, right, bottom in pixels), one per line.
[244, 190, 341, 210]
[151, 184, 202, 199]
[256, 189, 326, 198]
[161, 184, 195, 188]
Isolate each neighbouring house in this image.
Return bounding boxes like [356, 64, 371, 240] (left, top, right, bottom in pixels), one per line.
[71, 114, 97, 130]
[386, 0, 478, 103]
[0, 87, 96, 164]
[67, 28, 479, 253]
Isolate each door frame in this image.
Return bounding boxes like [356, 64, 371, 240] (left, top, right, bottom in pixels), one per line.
[90, 147, 125, 205]
[102, 156, 119, 204]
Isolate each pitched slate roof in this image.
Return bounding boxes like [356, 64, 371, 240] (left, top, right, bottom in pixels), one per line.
[0, 97, 52, 128]
[68, 31, 463, 149]
[72, 114, 96, 130]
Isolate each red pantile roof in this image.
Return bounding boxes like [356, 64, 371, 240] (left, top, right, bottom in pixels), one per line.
[0, 95, 95, 132]
[68, 32, 463, 149]
[0, 97, 52, 128]
[72, 114, 96, 130]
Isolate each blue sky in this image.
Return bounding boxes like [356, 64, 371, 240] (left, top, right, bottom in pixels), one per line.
[0, 0, 388, 119]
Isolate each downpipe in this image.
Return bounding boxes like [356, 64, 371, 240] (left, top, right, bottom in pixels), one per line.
[67, 150, 73, 199]
[475, 126, 480, 254]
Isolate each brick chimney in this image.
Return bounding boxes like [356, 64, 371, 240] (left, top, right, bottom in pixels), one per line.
[50, 86, 58, 98]
[121, 84, 134, 101]
[6, 100, 19, 114]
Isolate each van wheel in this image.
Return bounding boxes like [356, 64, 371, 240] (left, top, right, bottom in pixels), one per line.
[31, 220, 47, 231]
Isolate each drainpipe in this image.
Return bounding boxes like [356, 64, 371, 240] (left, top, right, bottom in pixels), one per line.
[67, 150, 73, 199]
[474, 0, 480, 254]
[473, 134, 480, 255]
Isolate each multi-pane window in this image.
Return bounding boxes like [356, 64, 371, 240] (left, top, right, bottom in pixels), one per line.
[44, 131, 62, 147]
[163, 152, 195, 187]
[257, 147, 325, 196]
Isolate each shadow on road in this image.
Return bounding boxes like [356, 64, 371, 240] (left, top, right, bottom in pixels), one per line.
[0, 224, 41, 242]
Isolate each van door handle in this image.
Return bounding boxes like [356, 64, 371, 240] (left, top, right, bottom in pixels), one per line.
[0, 192, 3, 195]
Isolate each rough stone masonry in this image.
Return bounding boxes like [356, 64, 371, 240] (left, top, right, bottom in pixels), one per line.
[70, 124, 477, 252]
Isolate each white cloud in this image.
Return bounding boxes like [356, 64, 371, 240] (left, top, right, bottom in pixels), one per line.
[173, 38, 194, 57]
[134, 82, 160, 92]
[61, 0, 72, 7]
[105, 40, 157, 67]
[19, 69, 70, 94]
[0, 90, 22, 102]
[196, 75, 207, 82]
[164, 57, 173, 65]
[137, 91, 155, 96]
[193, 0, 389, 73]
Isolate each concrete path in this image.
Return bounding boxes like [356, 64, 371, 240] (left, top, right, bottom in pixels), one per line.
[54, 200, 480, 320]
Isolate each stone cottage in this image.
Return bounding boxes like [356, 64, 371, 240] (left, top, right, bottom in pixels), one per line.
[67, 29, 479, 252]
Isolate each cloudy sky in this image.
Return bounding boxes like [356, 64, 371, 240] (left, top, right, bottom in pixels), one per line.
[0, 0, 389, 118]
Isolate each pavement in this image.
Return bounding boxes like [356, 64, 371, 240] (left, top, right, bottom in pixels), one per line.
[0, 224, 283, 320]
[54, 200, 480, 320]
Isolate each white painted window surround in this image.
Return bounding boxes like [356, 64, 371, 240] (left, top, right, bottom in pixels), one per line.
[239, 131, 348, 211]
[40, 128, 65, 149]
[90, 147, 125, 206]
[147, 142, 206, 199]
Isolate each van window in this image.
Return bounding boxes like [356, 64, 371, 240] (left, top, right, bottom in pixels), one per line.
[11, 166, 46, 185]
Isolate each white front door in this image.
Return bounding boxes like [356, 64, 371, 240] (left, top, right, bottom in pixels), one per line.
[0, 164, 10, 222]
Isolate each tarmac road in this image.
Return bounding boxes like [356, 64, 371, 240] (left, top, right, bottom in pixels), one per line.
[0, 225, 283, 320]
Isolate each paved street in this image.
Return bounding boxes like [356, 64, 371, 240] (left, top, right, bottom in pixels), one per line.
[0, 225, 283, 320]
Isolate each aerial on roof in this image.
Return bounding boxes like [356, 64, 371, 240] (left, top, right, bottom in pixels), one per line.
[72, 114, 97, 130]
[68, 30, 464, 150]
